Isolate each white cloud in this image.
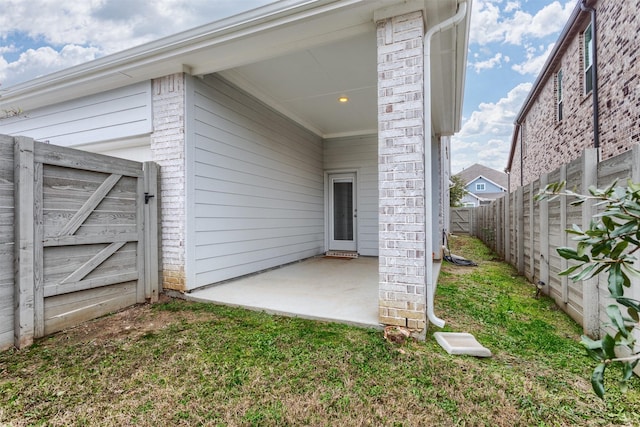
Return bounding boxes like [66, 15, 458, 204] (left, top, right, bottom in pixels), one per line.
[469, 1, 505, 45]
[503, 1, 576, 45]
[451, 83, 533, 172]
[0, 45, 100, 87]
[0, 45, 16, 55]
[470, 0, 577, 46]
[512, 43, 555, 75]
[471, 52, 510, 73]
[504, 1, 520, 13]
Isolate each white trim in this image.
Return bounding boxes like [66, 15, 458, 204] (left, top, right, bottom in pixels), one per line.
[468, 174, 507, 192]
[322, 129, 378, 139]
[324, 169, 359, 252]
[373, 0, 425, 22]
[184, 74, 197, 288]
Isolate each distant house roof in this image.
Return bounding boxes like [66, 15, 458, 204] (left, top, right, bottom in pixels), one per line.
[455, 163, 508, 190]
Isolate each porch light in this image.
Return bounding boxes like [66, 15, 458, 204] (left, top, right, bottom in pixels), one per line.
[338, 96, 349, 103]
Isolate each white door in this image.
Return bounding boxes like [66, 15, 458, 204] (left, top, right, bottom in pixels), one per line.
[328, 173, 357, 251]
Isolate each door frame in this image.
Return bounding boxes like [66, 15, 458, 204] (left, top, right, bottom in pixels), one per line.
[325, 170, 358, 252]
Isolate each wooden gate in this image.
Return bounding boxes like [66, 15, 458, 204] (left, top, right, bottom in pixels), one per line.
[450, 207, 473, 234]
[14, 137, 158, 348]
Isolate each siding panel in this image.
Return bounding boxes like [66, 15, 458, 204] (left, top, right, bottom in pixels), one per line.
[0, 82, 152, 147]
[324, 135, 378, 256]
[191, 75, 324, 287]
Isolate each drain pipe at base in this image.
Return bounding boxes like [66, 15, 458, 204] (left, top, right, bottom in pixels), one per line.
[424, 1, 468, 329]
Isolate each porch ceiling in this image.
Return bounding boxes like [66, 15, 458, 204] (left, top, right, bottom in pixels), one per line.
[219, 31, 378, 139]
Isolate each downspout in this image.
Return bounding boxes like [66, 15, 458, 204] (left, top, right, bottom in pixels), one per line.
[424, 1, 468, 329]
[581, 0, 599, 159]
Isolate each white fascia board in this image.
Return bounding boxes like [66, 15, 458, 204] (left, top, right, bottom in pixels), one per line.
[472, 174, 507, 191]
[373, 0, 426, 22]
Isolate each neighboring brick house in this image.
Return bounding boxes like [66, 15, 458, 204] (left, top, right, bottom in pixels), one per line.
[506, 0, 640, 190]
[0, 0, 471, 333]
[454, 163, 507, 207]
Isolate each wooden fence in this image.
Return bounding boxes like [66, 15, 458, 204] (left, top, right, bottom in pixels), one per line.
[1, 135, 159, 350]
[466, 147, 640, 338]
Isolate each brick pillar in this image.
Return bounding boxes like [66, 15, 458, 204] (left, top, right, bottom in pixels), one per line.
[150, 73, 187, 291]
[377, 11, 427, 330]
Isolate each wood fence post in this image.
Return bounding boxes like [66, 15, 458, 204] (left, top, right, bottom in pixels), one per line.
[539, 173, 549, 295]
[516, 186, 525, 274]
[14, 137, 35, 349]
[631, 146, 640, 349]
[560, 164, 568, 304]
[143, 162, 160, 303]
[528, 181, 535, 282]
[512, 192, 517, 266]
[581, 148, 599, 338]
[500, 196, 504, 259]
[504, 188, 511, 264]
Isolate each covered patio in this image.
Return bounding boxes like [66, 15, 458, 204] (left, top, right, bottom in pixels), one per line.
[187, 256, 380, 328]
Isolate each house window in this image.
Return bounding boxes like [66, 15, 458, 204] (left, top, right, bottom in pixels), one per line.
[584, 23, 593, 94]
[556, 69, 563, 121]
[476, 183, 485, 191]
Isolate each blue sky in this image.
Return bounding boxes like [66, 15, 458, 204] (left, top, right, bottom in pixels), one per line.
[0, 0, 577, 173]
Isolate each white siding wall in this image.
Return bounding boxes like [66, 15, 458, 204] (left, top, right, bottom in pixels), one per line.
[0, 82, 152, 147]
[190, 75, 324, 288]
[323, 135, 378, 256]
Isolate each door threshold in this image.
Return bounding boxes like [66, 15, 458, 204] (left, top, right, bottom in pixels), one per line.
[325, 251, 359, 259]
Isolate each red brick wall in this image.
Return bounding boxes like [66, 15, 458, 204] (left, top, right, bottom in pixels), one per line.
[511, 0, 640, 190]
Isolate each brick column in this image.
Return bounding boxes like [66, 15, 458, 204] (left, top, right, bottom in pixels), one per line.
[150, 73, 187, 291]
[377, 11, 427, 330]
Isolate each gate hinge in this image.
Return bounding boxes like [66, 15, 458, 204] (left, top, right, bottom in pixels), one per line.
[144, 192, 155, 204]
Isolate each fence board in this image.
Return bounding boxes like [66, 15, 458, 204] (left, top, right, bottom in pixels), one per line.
[0, 136, 14, 350]
[43, 282, 138, 335]
[14, 137, 36, 348]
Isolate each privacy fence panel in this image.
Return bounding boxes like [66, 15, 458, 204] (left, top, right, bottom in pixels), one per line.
[5, 136, 159, 349]
[596, 149, 640, 336]
[470, 146, 640, 338]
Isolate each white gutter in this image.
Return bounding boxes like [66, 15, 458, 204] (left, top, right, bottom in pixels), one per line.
[424, 1, 468, 329]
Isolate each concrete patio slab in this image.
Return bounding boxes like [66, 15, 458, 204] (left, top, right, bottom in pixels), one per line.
[186, 256, 380, 328]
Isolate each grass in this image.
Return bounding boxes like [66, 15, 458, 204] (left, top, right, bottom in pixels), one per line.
[1, 235, 639, 426]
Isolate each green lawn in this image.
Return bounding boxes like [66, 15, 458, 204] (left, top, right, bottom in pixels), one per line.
[1, 235, 638, 426]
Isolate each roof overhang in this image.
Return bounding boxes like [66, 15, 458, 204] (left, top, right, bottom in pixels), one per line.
[0, 0, 470, 138]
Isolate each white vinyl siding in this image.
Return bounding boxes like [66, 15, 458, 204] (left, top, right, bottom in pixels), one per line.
[190, 75, 324, 288]
[323, 135, 378, 256]
[0, 82, 152, 147]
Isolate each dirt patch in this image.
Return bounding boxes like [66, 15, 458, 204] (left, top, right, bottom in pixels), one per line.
[443, 263, 479, 275]
[47, 295, 214, 347]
